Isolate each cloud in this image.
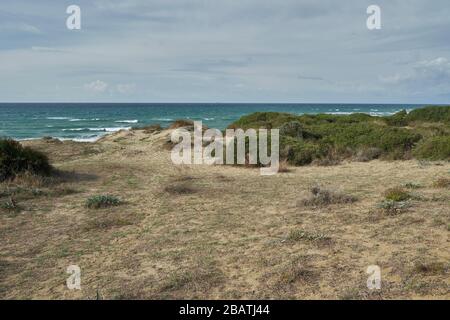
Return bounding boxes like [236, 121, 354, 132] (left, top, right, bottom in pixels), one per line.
[84, 80, 108, 93]
[1, 0, 450, 103]
[0, 22, 43, 35]
[379, 57, 450, 97]
[116, 83, 136, 94]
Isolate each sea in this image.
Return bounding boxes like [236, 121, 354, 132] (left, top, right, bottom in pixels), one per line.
[0, 103, 424, 142]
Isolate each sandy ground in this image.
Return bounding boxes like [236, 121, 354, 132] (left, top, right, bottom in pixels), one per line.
[0, 128, 449, 299]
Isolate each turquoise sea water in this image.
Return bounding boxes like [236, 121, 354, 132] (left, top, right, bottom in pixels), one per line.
[0, 103, 424, 141]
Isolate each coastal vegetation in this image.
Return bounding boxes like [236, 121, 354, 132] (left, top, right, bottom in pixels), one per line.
[228, 105, 450, 165]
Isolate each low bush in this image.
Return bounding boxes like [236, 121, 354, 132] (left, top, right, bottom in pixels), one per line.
[0, 139, 52, 182]
[377, 200, 411, 215]
[86, 195, 121, 209]
[298, 186, 357, 207]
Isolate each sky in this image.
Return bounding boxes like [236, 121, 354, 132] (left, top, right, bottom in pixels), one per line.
[1, 0, 450, 103]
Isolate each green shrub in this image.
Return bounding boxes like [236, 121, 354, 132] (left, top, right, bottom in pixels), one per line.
[228, 112, 299, 130]
[405, 106, 450, 123]
[0, 139, 52, 182]
[279, 121, 304, 139]
[412, 136, 450, 160]
[383, 110, 408, 126]
[86, 195, 121, 209]
[228, 106, 448, 166]
[383, 187, 411, 202]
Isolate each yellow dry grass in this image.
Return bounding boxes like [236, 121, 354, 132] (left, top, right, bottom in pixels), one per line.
[0, 128, 448, 300]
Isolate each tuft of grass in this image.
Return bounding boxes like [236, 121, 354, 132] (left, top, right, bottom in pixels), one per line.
[164, 183, 197, 195]
[287, 230, 331, 243]
[377, 199, 411, 215]
[383, 187, 411, 202]
[83, 217, 133, 231]
[413, 261, 448, 275]
[402, 182, 422, 189]
[432, 177, 450, 188]
[159, 265, 224, 293]
[0, 197, 21, 213]
[297, 186, 357, 207]
[86, 195, 121, 209]
[276, 264, 316, 286]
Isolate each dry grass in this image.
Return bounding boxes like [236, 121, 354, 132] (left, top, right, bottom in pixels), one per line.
[277, 159, 291, 173]
[432, 177, 450, 188]
[164, 183, 197, 195]
[0, 130, 449, 300]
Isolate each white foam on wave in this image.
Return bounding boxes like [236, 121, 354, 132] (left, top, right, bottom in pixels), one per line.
[115, 120, 138, 124]
[62, 127, 131, 132]
[104, 127, 131, 132]
[151, 118, 174, 122]
[47, 117, 71, 120]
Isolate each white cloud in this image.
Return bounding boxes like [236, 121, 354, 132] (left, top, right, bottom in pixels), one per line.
[379, 57, 450, 97]
[116, 83, 136, 94]
[84, 80, 108, 93]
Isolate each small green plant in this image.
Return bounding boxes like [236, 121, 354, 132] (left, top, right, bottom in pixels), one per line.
[86, 195, 121, 209]
[383, 187, 411, 202]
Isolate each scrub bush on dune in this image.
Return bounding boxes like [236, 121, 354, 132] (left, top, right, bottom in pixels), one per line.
[0, 139, 52, 182]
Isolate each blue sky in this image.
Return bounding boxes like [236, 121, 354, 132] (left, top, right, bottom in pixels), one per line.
[1, 0, 450, 103]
